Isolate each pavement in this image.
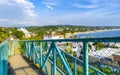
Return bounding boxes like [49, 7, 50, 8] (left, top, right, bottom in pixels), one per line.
[8, 55, 44, 75]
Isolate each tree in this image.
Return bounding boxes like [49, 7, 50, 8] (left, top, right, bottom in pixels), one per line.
[93, 42, 105, 50]
[12, 30, 24, 39]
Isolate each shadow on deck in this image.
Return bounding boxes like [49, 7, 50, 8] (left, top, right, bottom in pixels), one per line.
[8, 55, 45, 75]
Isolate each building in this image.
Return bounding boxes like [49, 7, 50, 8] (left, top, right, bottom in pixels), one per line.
[44, 32, 64, 40]
[113, 53, 120, 62]
[18, 27, 31, 38]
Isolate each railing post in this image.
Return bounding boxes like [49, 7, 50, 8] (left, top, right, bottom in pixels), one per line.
[4, 43, 9, 75]
[46, 42, 48, 52]
[0, 47, 3, 75]
[74, 60, 76, 75]
[32, 42, 36, 64]
[28, 42, 31, 59]
[40, 42, 43, 67]
[51, 63, 53, 75]
[31, 42, 34, 61]
[83, 42, 88, 75]
[53, 42, 56, 75]
[25, 42, 28, 57]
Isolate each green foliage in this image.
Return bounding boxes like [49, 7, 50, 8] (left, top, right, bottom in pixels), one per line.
[93, 42, 105, 50]
[19, 42, 25, 54]
[100, 66, 119, 75]
[73, 51, 77, 57]
[26, 25, 112, 39]
[0, 27, 26, 42]
[65, 47, 72, 54]
[57, 57, 62, 69]
[0, 27, 10, 42]
[12, 29, 24, 39]
[101, 66, 111, 74]
[89, 69, 94, 74]
[109, 72, 119, 75]
[111, 45, 119, 48]
[76, 66, 83, 75]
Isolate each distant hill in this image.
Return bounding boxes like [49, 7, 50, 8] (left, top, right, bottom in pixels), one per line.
[26, 25, 120, 40]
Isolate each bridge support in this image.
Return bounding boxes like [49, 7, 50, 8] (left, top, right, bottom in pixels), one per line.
[40, 42, 43, 67]
[53, 42, 56, 75]
[83, 42, 88, 75]
[74, 60, 76, 75]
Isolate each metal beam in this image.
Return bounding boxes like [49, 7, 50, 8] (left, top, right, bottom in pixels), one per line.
[40, 42, 43, 67]
[21, 37, 120, 42]
[74, 60, 76, 75]
[53, 42, 56, 75]
[83, 42, 88, 75]
[54, 43, 72, 75]
[41, 42, 53, 69]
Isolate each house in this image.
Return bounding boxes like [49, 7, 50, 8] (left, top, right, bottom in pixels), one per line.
[18, 27, 31, 38]
[113, 53, 120, 62]
[44, 32, 64, 40]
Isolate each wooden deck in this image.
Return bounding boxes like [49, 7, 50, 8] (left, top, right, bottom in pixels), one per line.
[8, 55, 44, 75]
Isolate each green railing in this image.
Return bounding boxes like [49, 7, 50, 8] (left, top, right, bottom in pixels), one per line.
[0, 41, 9, 75]
[22, 37, 120, 75]
[1, 37, 120, 75]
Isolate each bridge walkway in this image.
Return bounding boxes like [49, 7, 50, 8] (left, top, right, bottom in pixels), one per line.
[8, 54, 44, 75]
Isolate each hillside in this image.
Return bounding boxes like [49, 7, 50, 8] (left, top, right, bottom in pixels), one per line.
[0, 27, 24, 43]
[26, 25, 120, 40]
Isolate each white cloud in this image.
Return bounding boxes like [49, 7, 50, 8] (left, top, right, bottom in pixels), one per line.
[15, 0, 36, 17]
[46, 5, 53, 10]
[0, 0, 37, 26]
[90, 0, 101, 4]
[73, 3, 98, 8]
[42, 2, 58, 6]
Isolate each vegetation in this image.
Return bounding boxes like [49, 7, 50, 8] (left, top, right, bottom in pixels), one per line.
[55, 51, 119, 75]
[0, 27, 24, 43]
[93, 66, 119, 75]
[111, 45, 119, 48]
[0, 25, 119, 42]
[93, 42, 105, 50]
[0, 27, 10, 42]
[0, 25, 120, 75]
[12, 29, 24, 39]
[26, 25, 118, 40]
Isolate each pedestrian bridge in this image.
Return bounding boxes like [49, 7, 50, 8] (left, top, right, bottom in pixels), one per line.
[1, 37, 120, 75]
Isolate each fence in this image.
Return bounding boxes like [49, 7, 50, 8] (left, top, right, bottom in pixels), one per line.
[22, 37, 120, 75]
[0, 41, 9, 75]
[1, 37, 120, 75]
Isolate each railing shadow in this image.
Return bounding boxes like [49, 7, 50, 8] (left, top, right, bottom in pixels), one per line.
[8, 55, 45, 75]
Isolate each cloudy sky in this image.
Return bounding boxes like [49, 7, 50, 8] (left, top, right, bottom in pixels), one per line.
[0, 0, 120, 27]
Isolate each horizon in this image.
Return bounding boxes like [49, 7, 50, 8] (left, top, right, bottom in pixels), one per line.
[1, 24, 120, 28]
[0, 0, 120, 27]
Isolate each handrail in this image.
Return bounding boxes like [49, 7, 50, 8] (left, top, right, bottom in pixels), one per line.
[22, 37, 120, 75]
[21, 37, 120, 42]
[2, 37, 120, 75]
[61, 49, 106, 75]
[0, 41, 9, 75]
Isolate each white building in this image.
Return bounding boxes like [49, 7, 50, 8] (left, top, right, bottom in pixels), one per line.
[18, 28, 31, 38]
[44, 32, 64, 40]
[71, 42, 83, 57]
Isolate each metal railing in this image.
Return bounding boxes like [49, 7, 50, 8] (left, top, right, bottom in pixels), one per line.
[0, 41, 9, 75]
[22, 37, 120, 75]
[1, 37, 120, 75]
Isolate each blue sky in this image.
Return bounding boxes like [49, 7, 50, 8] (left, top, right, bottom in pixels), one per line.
[0, 0, 120, 27]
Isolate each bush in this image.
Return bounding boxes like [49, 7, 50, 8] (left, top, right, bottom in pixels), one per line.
[111, 45, 119, 48]
[76, 67, 83, 75]
[65, 47, 72, 54]
[101, 66, 111, 74]
[93, 42, 105, 50]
